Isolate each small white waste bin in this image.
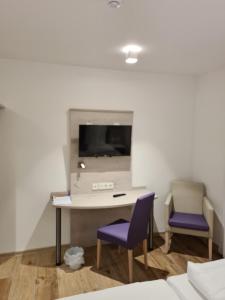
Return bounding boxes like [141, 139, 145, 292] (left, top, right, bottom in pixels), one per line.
[64, 247, 85, 270]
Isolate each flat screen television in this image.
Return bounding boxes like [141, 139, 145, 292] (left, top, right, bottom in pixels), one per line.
[79, 125, 132, 157]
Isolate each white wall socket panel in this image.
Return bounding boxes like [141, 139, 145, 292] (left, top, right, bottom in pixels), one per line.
[92, 182, 114, 191]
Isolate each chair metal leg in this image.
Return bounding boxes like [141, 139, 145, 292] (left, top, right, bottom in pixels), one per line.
[128, 249, 133, 283]
[209, 238, 213, 260]
[143, 239, 148, 269]
[97, 239, 102, 270]
[56, 208, 62, 266]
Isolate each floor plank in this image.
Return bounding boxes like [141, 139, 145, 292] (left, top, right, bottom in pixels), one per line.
[0, 235, 222, 300]
[0, 278, 11, 300]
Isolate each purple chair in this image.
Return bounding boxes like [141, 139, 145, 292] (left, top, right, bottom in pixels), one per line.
[165, 180, 214, 259]
[96, 192, 155, 283]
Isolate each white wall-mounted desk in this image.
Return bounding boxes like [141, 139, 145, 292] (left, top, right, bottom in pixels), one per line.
[51, 188, 157, 266]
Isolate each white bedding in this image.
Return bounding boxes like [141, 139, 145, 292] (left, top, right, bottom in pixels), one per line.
[58, 280, 180, 300]
[187, 259, 225, 300]
[167, 274, 204, 300]
[58, 259, 225, 300]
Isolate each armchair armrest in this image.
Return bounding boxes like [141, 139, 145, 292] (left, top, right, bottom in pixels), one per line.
[165, 193, 173, 231]
[203, 196, 214, 238]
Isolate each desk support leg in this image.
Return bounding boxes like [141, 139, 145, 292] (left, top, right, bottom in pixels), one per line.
[148, 201, 154, 251]
[56, 208, 62, 266]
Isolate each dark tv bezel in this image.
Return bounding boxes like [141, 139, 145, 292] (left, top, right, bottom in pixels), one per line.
[78, 124, 132, 158]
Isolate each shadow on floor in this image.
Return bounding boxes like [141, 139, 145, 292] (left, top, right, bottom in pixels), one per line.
[19, 235, 221, 271]
[89, 243, 169, 284]
[90, 262, 168, 284]
[165, 234, 222, 260]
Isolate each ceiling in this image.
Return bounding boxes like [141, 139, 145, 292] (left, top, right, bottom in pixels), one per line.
[0, 0, 225, 74]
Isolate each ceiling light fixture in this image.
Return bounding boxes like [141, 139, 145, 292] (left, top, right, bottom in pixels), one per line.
[122, 45, 142, 53]
[108, 0, 122, 8]
[126, 53, 138, 64]
[122, 44, 142, 64]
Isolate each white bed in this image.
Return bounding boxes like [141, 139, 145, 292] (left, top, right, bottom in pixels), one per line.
[58, 276, 203, 300]
[59, 280, 180, 300]
[59, 259, 225, 300]
[167, 274, 204, 300]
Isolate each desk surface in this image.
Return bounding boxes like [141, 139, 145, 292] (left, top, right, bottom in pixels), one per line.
[52, 188, 156, 210]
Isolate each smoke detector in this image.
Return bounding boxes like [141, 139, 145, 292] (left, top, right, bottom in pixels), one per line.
[108, 0, 121, 8]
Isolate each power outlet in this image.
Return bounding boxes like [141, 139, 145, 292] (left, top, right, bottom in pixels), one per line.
[92, 182, 114, 191]
[92, 183, 98, 190]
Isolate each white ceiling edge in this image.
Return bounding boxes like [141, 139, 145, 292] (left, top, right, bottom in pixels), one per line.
[0, 57, 202, 79]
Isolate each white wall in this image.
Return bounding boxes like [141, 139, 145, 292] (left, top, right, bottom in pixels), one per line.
[192, 69, 225, 254]
[0, 59, 196, 253]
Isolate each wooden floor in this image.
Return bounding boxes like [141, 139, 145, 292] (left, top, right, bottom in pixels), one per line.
[0, 234, 221, 300]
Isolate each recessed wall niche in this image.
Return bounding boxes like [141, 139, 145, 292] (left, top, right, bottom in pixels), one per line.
[69, 108, 134, 246]
[69, 109, 133, 194]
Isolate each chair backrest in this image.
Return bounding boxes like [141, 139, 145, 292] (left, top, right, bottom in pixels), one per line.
[171, 180, 205, 214]
[127, 192, 155, 249]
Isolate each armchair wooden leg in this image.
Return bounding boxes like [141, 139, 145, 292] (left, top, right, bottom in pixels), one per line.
[164, 231, 170, 254]
[97, 239, 102, 270]
[143, 239, 148, 269]
[128, 249, 133, 283]
[208, 238, 213, 260]
[118, 246, 121, 254]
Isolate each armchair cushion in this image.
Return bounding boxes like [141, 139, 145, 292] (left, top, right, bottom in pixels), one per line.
[169, 212, 209, 231]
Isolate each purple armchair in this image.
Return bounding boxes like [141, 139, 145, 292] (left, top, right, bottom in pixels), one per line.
[97, 192, 155, 283]
[165, 180, 214, 259]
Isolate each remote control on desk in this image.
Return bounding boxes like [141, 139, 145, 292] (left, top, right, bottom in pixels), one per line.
[113, 193, 126, 198]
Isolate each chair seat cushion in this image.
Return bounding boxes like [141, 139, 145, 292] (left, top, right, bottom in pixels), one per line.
[169, 212, 209, 231]
[97, 219, 130, 248]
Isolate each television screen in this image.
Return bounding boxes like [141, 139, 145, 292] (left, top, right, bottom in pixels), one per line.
[79, 125, 132, 157]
